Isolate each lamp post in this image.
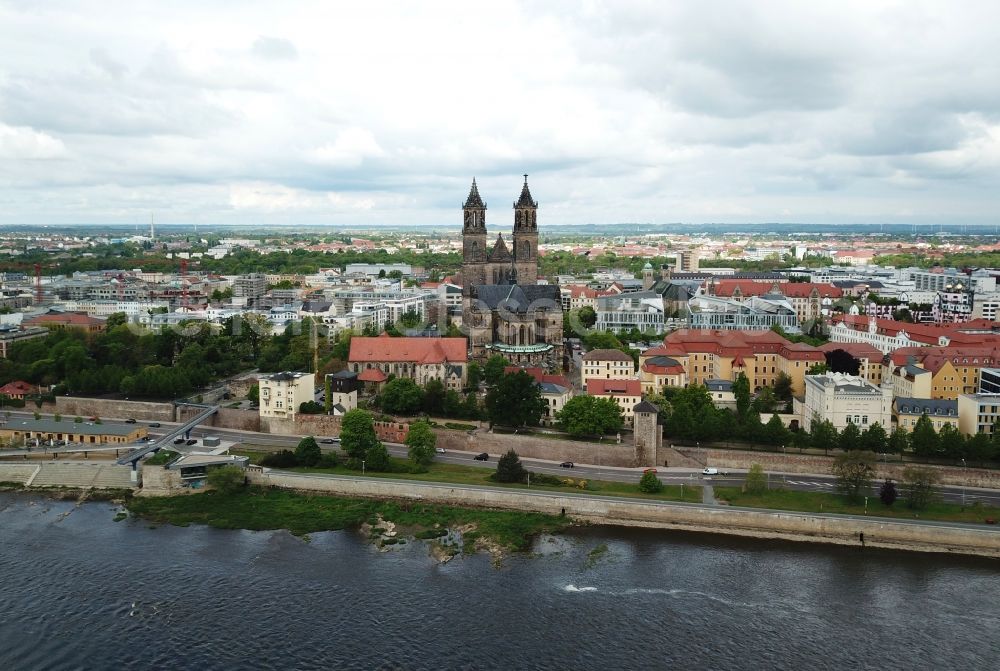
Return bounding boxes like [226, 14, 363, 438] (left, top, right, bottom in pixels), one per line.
[961, 458, 967, 507]
[362, 460, 366, 476]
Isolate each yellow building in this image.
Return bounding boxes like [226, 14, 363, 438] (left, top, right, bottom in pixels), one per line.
[1, 418, 146, 446]
[581, 349, 636, 385]
[258, 371, 316, 422]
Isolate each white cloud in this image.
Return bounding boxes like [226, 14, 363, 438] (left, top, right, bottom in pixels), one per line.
[1, 1, 999, 225]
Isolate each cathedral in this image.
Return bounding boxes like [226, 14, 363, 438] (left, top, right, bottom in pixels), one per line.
[460, 176, 564, 369]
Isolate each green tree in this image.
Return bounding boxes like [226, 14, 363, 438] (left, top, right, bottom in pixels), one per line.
[860, 422, 888, 454]
[832, 450, 876, 502]
[910, 414, 939, 457]
[294, 436, 322, 467]
[902, 466, 940, 510]
[752, 387, 779, 414]
[324, 376, 332, 414]
[379, 377, 425, 416]
[483, 355, 510, 387]
[839, 421, 862, 452]
[556, 395, 625, 437]
[638, 470, 663, 493]
[879, 479, 898, 507]
[340, 409, 380, 463]
[485, 371, 546, 428]
[809, 416, 839, 455]
[364, 441, 390, 471]
[206, 465, 245, 494]
[466, 362, 482, 390]
[105, 312, 128, 329]
[762, 414, 791, 446]
[578, 305, 597, 328]
[422, 379, 446, 417]
[887, 426, 908, 455]
[583, 331, 623, 351]
[937, 423, 965, 460]
[773, 372, 793, 403]
[405, 420, 437, 468]
[745, 463, 767, 494]
[733, 373, 751, 419]
[807, 362, 830, 375]
[247, 384, 259, 405]
[494, 449, 526, 483]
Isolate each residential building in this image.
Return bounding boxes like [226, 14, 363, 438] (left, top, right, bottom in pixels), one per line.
[0, 380, 34, 400]
[505, 366, 573, 426]
[705, 379, 737, 410]
[581, 349, 636, 384]
[638, 354, 687, 394]
[830, 315, 1000, 354]
[800, 373, 893, 432]
[0, 325, 47, 358]
[675, 249, 699, 273]
[979, 368, 1000, 394]
[586, 378, 642, 427]
[23, 311, 105, 333]
[958, 393, 1000, 437]
[258, 371, 316, 422]
[887, 345, 1000, 399]
[893, 397, 958, 432]
[594, 291, 665, 334]
[349, 334, 467, 391]
[234, 273, 268, 307]
[890, 361, 933, 399]
[326, 370, 359, 414]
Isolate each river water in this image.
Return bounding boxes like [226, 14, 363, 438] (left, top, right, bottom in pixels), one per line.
[1, 492, 998, 670]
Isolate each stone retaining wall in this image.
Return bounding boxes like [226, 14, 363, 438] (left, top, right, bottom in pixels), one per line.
[433, 429, 640, 466]
[54, 397, 175, 421]
[244, 470, 1000, 557]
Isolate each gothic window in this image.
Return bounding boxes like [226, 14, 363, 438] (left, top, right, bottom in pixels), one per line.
[522, 241, 530, 259]
[471, 241, 479, 259]
[515, 211, 521, 226]
[531, 211, 536, 226]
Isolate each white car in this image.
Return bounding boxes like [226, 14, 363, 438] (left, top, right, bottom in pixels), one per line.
[702, 467, 719, 476]
[435, 447, 446, 454]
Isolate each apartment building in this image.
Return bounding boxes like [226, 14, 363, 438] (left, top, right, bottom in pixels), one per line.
[958, 393, 1000, 437]
[581, 349, 636, 385]
[258, 371, 316, 422]
[586, 378, 642, 428]
[800, 373, 893, 432]
[505, 366, 574, 427]
[893, 397, 958, 432]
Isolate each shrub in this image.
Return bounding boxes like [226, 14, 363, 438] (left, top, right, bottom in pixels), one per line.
[316, 452, 339, 469]
[745, 463, 767, 495]
[903, 466, 940, 511]
[260, 450, 298, 468]
[494, 449, 527, 483]
[639, 471, 663, 494]
[879, 479, 898, 507]
[294, 436, 322, 467]
[206, 466, 245, 494]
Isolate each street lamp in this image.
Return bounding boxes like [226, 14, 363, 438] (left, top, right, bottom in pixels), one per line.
[961, 458, 967, 507]
[362, 460, 366, 475]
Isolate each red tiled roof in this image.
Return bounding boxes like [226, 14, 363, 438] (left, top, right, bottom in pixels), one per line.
[712, 280, 842, 298]
[357, 368, 388, 382]
[587, 379, 641, 396]
[24, 312, 104, 327]
[0, 380, 33, 395]
[349, 337, 467, 364]
[504, 366, 571, 388]
[832, 315, 1000, 346]
[778, 343, 826, 361]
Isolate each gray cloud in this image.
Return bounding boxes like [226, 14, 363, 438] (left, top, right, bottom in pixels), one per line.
[251, 36, 298, 61]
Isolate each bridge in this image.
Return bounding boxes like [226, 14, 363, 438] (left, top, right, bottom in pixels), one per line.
[115, 403, 219, 470]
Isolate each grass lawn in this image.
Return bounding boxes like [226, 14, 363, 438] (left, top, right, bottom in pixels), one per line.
[715, 486, 1000, 525]
[233, 450, 702, 504]
[127, 487, 570, 551]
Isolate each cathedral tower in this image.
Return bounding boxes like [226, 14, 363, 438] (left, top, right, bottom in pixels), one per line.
[461, 178, 487, 296]
[512, 174, 538, 284]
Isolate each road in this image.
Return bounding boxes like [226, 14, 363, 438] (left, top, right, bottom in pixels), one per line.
[4, 410, 1000, 506]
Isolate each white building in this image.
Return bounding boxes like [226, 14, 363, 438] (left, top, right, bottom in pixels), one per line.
[595, 291, 665, 334]
[800, 373, 893, 432]
[958, 393, 1000, 437]
[258, 371, 316, 422]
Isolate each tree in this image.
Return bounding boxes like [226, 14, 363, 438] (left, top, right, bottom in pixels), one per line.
[483, 355, 511, 387]
[494, 449, 526, 483]
[324, 376, 332, 414]
[340, 409, 380, 463]
[937, 423, 966, 460]
[824, 349, 861, 376]
[485, 371, 546, 428]
[879, 479, 898, 507]
[206, 465, 245, 494]
[807, 362, 830, 375]
[422, 379, 446, 417]
[839, 421, 862, 452]
[466, 362, 482, 390]
[752, 387, 779, 414]
[762, 414, 791, 446]
[902, 466, 940, 510]
[406, 420, 437, 468]
[294, 436, 322, 467]
[773, 372, 793, 403]
[832, 450, 876, 502]
[910, 414, 939, 457]
[860, 422, 888, 454]
[745, 463, 767, 494]
[639, 470, 663, 493]
[578, 305, 597, 328]
[733, 373, 751, 420]
[247, 384, 259, 405]
[888, 426, 908, 456]
[379, 377, 425, 416]
[298, 401, 324, 414]
[364, 441, 390, 471]
[809, 416, 839, 455]
[556, 395, 624, 437]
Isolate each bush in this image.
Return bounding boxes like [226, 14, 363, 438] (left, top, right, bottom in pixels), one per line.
[298, 401, 324, 415]
[903, 466, 940, 511]
[260, 450, 298, 468]
[639, 471, 663, 494]
[494, 449, 527, 483]
[525, 472, 564, 487]
[745, 463, 767, 495]
[316, 452, 339, 469]
[294, 436, 322, 467]
[879, 479, 898, 507]
[206, 466, 246, 494]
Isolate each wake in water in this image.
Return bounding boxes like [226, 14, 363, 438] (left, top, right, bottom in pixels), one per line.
[563, 584, 598, 592]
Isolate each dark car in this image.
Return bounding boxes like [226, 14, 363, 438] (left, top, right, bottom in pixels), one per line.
[173, 438, 186, 445]
[186, 438, 198, 445]
[320, 438, 337, 444]
[125, 418, 136, 424]
[474, 453, 489, 461]
[560, 461, 574, 468]
[149, 422, 161, 428]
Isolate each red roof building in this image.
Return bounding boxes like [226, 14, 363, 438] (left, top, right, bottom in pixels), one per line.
[349, 335, 468, 392]
[0, 380, 34, 399]
[23, 311, 105, 333]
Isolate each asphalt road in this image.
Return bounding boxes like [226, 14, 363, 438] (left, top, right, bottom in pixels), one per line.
[5, 410, 1000, 506]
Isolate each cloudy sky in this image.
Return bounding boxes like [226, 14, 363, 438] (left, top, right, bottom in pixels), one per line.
[2, 1, 1000, 228]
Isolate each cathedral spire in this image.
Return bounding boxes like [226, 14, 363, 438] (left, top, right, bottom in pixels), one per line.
[464, 177, 486, 209]
[514, 174, 537, 208]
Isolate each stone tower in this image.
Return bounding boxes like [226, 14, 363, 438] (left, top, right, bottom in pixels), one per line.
[632, 400, 662, 467]
[461, 178, 488, 296]
[511, 174, 538, 284]
[642, 262, 655, 290]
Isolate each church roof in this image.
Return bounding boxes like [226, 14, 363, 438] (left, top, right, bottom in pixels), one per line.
[472, 284, 561, 313]
[515, 175, 537, 208]
[464, 178, 485, 209]
[488, 233, 513, 262]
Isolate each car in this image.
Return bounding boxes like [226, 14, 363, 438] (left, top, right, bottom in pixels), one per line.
[125, 418, 136, 424]
[435, 447, 446, 453]
[702, 467, 719, 476]
[88, 416, 98, 422]
[149, 422, 161, 428]
[173, 438, 186, 445]
[185, 438, 198, 446]
[320, 438, 337, 444]
[474, 453, 489, 461]
[560, 461, 574, 468]
[643, 468, 657, 474]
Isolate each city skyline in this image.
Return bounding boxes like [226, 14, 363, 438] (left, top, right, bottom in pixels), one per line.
[2, 2, 1000, 227]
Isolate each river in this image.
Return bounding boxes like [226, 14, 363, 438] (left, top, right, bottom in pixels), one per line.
[1, 492, 998, 670]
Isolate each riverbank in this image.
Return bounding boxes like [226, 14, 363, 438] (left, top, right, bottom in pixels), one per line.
[127, 486, 571, 553]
